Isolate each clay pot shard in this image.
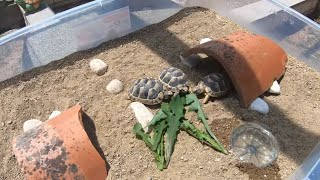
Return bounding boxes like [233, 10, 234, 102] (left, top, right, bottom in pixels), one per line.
[12, 105, 108, 180]
[180, 31, 287, 107]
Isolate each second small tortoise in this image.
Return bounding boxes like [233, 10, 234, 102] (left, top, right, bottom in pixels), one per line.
[128, 78, 169, 105]
[159, 67, 189, 96]
[193, 73, 231, 104]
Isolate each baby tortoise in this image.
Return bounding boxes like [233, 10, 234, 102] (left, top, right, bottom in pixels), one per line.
[128, 78, 172, 105]
[193, 72, 230, 104]
[159, 67, 189, 96]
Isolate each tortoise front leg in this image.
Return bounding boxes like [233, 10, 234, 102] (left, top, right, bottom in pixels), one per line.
[203, 94, 211, 104]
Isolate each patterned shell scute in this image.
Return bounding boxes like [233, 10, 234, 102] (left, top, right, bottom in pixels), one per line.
[159, 67, 188, 90]
[129, 78, 164, 100]
[203, 73, 229, 96]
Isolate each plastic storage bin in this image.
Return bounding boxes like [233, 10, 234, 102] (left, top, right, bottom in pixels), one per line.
[290, 142, 320, 180]
[0, 0, 319, 82]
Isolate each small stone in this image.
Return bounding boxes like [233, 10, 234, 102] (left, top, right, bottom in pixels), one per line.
[106, 79, 124, 94]
[23, 119, 43, 132]
[139, 156, 142, 160]
[180, 156, 184, 160]
[264, 175, 267, 178]
[199, 166, 203, 169]
[249, 98, 269, 115]
[49, 111, 61, 120]
[200, 38, 212, 44]
[147, 177, 152, 180]
[6, 121, 12, 125]
[1, 122, 4, 127]
[18, 84, 25, 91]
[130, 102, 154, 132]
[89, 59, 108, 76]
[267, 81, 280, 94]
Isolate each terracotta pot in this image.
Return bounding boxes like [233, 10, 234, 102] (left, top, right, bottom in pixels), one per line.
[12, 105, 108, 180]
[181, 31, 287, 107]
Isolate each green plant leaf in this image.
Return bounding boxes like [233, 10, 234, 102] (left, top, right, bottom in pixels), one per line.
[133, 122, 166, 170]
[133, 123, 153, 149]
[152, 120, 167, 151]
[181, 120, 225, 153]
[169, 95, 186, 115]
[161, 102, 173, 115]
[164, 95, 184, 167]
[186, 93, 228, 154]
[148, 109, 167, 127]
[155, 134, 165, 170]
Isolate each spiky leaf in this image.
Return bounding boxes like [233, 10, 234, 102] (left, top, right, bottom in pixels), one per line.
[186, 93, 228, 154]
[164, 95, 184, 166]
[152, 120, 167, 151]
[133, 123, 153, 149]
[181, 120, 225, 153]
[155, 134, 165, 170]
[148, 109, 167, 127]
[133, 122, 166, 170]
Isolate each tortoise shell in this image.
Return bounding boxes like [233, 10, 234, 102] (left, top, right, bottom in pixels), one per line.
[199, 73, 230, 97]
[128, 78, 164, 105]
[159, 67, 189, 92]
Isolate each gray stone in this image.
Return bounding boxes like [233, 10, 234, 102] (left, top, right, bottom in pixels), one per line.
[90, 59, 108, 76]
[23, 119, 43, 132]
[199, 38, 212, 44]
[129, 102, 153, 133]
[106, 79, 124, 94]
[5, 121, 12, 125]
[249, 98, 269, 115]
[48, 110, 61, 120]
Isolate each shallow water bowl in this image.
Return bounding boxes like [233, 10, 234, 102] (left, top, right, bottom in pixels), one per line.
[12, 104, 108, 179]
[181, 31, 288, 107]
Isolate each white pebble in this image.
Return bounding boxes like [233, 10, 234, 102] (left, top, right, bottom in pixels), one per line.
[130, 102, 154, 133]
[249, 98, 269, 115]
[89, 59, 108, 76]
[267, 81, 281, 94]
[23, 119, 43, 132]
[106, 79, 124, 94]
[48, 111, 61, 120]
[6, 120, 12, 125]
[200, 38, 212, 44]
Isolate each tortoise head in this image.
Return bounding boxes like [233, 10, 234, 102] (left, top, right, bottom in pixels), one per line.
[191, 82, 205, 95]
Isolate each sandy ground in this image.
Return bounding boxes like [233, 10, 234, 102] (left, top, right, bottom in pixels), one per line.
[1, 7, 320, 180]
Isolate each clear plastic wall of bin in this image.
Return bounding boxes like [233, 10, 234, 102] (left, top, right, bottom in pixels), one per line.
[0, 0, 319, 82]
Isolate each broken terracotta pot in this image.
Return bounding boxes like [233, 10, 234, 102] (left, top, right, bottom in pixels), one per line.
[12, 105, 108, 180]
[181, 31, 287, 107]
